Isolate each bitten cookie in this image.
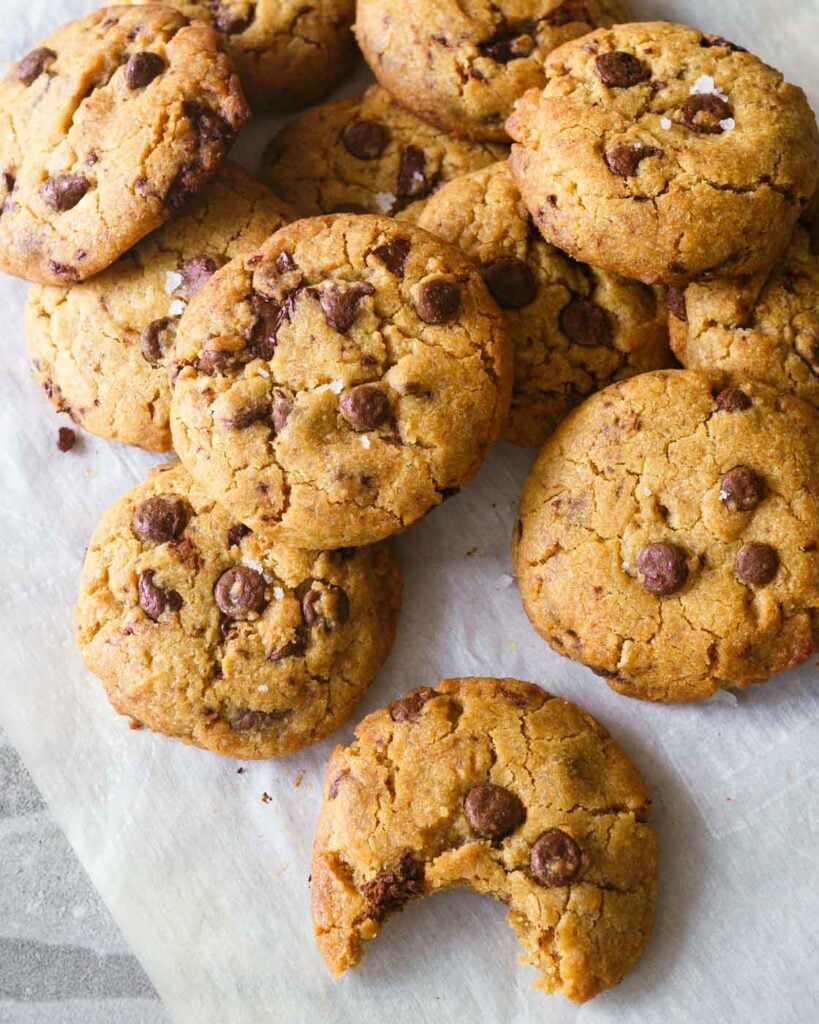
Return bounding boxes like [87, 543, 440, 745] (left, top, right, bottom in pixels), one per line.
[311, 676, 658, 1003]
[76, 461, 401, 758]
[514, 370, 819, 702]
[354, 0, 631, 142]
[170, 214, 512, 549]
[27, 165, 294, 452]
[669, 207, 819, 411]
[507, 22, 819, 284]
[259, 85, 506, 223]
[0, 5, 248, 285]
[129, 0, 355, 111]
[418, 161, 671, 447]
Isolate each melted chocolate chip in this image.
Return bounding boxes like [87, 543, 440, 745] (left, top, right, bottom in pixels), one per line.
[396, 145, 429, 199]
[230, 709, 286, 732]
[319, 281, 375, 333]
[222, 401, 270, 430]
[372, 237, 411, 277]
[180, 255, 217, 298]
[559, 299, 611, 346]
[715, 387, 752, 412]
[679, 93, 732, 134]
[138, 570, 183, 621]
[213, 2, 254, 34]
[482, 257, 537, 308]
[227, 523, 251, 547]
[300, 583, 350, 630]
[413, 277, 461, 324]
[271, 387, 294, 432]
[389, 687, 435, 722]
[595, 52, 650, 88]
[182, 100, 232, 148]
[16, 47, 56, 86]
[248, 292, 281, 360]
[735, 542, 778, 586]
[530, 829, 583, 886]
[275, 251, 297, 273]
[214, 565, 267, 618]
[342, 119, 389, 160]
[478, 23, 536, 63]
[605, 143, 662, 176]
[636, 541, 689, 595]
[667, 286, 687, 322]
[339, 384, 390, 431]
[140, 317, 172, 364]
[41, 174, 90, 212]
[464, 783, 526, 840]
[360, 852, 424, 921]
[544, 0, 591, 26]
[269, 637, 305, 662]
[132, 496, 188, 544]
[124, 51, 165, 89]
[701, 33, 746, 52]
[720, 466, 764, 512]
[56, 426, 75, 452]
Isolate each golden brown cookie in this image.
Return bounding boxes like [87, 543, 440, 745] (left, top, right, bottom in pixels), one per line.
[170, 214, 512, 549]
[129, 0, 355, 111]
[27, 164, 294, 452]
[311, 676, 658, 1003]
[76, 461, 401, 759]
[259, 85, 507, 223]
[0, 5, 249, 285]
[514, 370, 819, 702]
[418, 161, 672, 447]
[355, 0, 631, 142]
[507, 22, 819, 284]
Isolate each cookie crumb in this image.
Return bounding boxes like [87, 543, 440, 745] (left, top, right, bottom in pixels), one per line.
[57, 426, 76, 452]
[237, 767, 245, 774]
[294, 772, 304, 788]
[128, 718, 142, 730]
[261, 791, 272, 804]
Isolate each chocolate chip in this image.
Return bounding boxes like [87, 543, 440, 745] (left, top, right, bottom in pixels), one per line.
[605, 143, 662, 176]
[227, 523, 251, 547]
[301, 583, 350, 629]
[464, 783, 525, 840]
[735, 542, 778, 586]
[180, 255, 217, 298]
[138, 570, 183, 621]
[595, 52, 650, 88]
[275, 251, 297, 273]
[56, 426, 75, 452]
[715, 387, 752, 412]
[530, 829, 582, 886]
[559, 299, 611, 347]
[482, 257, 537, 308]
[389, 687, 435, 721]
[701, 33, 746, 52]
[197, 349, 234, 374]
[269, 637, 305, 662]
[140, 317, 172, 364]
[230, 709, 285, 732]
[360, 852, 424, 921]
[213, 3, 254, 34]
[222, 401, 270, 430]
[720, 466, 764, 512]
[342, 119, 389, 160]
[544, 0, 591, 26]
[319, 281, 375, 333]
[16, 47, 56, 86]
[679, 93, 732, 134]
[413, 277, 461, 324]
[373, 237, 411, 277]
[124, 51, 165, 89]
[182, 100, 232, 148]
[214, 565, 267, 618]
[397, 146, 429, 199]
[667, 286, 687, 322]
[636, 541, 689, 595]
[271, 387, 294, 432]
[41, 174, 90, 212]
[1, 171, 15, 214]
[132, 496, 188, 544]
[478, 24, 536, 63]
[339, 384, 390, 431]
[248, 292, 281, 360]
[163, 166, 197, 211]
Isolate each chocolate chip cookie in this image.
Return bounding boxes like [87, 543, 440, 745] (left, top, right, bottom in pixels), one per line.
[0, 5, 249, 286]
[418, 161, 672, 447]
[259, 85, 507, 223]
[76, 460, 401, 758]
[129, 0, 355, 111]
[27, 164, 293, 452]
[507, 21, 819, 284]
[669, 206, 819, 411]
[514, 370, 819, 702]
[355, 0, 631, 143]
[311, 676, 657, 1003]
[170, 214, 512, 549]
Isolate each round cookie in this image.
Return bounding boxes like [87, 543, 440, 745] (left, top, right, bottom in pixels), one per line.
[76, 460, 401, 759]
[128, 0, 355, 111]
[669, 208, 819, 412]
[354, 0, 631, 143]
[170, 214, 513, 549]
[259, 85, 507, 223]
[418, 161, 672, 447]
[0, 5, 248, 286]
[311, 676, 658, 1003]
[26, 165, 293, 452]
[514, 370, 819, 702]
[507, 22, 819, 285]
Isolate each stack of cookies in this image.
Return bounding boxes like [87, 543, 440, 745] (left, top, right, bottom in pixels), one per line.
[3, 0, 817, 1008]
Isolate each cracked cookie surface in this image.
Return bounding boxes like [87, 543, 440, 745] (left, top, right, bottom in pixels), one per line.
[259, 85, 506, 223]
[170, 213, 513, 549]
[507, 21, 819, 284]
[311, 676, 657, 1003]
[76, 460, 401, 758]
[355, 0, 631, 143]
[0, 5, 248, 286]
[418, 160, 672, 447]
[514, 369, 819, 702]
[669, 208, 819, 411]
[26, 164, 294, 452]
[129, 0, 355, 111]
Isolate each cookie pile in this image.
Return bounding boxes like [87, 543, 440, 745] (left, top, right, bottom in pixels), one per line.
[3, 0, 818, 1008]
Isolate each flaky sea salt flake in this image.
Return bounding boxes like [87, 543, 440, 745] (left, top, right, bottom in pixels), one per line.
[165, 270, 184, 293]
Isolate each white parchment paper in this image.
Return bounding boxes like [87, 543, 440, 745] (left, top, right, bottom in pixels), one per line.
[1, 2, 817, 1021]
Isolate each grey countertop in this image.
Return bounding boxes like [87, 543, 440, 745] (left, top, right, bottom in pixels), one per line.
[0, 728, 170, 1024]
